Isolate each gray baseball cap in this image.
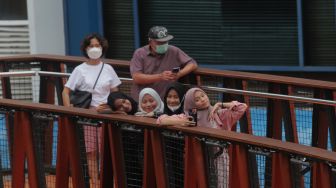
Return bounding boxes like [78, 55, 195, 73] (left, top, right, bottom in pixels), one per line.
[148, 26, 174, 42]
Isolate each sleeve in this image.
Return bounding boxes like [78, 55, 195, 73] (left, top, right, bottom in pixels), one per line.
[107, 65, 122, 88]
[156, 114, 169, 124]
[64, 67, 82, 91]
[156, 114, 188, 124]
[130, 49, 144, 74]
[218, 101, 248, 130]
[175, 46, 197, 66]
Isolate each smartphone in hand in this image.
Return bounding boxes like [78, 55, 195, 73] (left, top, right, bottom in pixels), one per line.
[172, 67, 180, 73]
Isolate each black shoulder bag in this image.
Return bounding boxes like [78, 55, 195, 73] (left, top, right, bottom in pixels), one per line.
[70, 63, 104, 108]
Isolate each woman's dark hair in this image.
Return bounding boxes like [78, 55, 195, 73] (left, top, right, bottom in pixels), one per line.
[80, 33, 109, 59]
[107, 91, 138, 115]
[163, 82, 188, 115]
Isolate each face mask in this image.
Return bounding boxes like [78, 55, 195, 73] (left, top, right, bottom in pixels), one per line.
[87, 47, 102, 59]
[167, 103, 181, 112]
[155, 43, 168, 54]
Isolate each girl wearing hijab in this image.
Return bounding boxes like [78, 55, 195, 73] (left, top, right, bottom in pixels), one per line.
[157, 87, 247, 129]
[163, 82, 188, 187]
[135, 88, 164, 117]
[158, 87, 247, 187]
[163, 82, 188, 115]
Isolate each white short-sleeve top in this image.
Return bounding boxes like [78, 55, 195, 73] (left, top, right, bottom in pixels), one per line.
[65, 62, 121, 107]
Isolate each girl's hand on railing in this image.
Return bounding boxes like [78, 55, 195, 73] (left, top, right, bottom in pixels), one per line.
[96, 104, 112, 113]
[157, 115, 196, 127]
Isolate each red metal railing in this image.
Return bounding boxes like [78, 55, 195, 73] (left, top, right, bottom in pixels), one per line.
[0, 54, 335, 187]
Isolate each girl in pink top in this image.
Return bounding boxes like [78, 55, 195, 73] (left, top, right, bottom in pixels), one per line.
[157, 87, 247, 187]
[157, 87, 247, 129]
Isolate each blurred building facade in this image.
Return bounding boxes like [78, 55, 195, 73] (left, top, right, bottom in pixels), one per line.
[1, 0, 335, 77]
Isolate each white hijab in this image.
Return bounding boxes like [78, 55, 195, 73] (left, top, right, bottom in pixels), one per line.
[136, 88, 164, 116]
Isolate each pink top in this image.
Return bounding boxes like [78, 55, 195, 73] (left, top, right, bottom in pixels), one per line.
[157, 101, 247, 130]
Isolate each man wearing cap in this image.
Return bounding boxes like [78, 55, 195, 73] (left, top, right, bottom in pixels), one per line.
[130, 26, 198, 101]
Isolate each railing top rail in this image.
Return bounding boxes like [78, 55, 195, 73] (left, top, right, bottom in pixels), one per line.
[0, 98, 335, 163]
[0, 54, 130, 67]
[0, 70, 335, 106]
[0, 54, 336, 90]
[196, 67, 336, 90]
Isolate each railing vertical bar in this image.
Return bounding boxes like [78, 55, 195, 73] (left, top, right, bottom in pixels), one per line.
[230, 144, 250, 187]
[242, 80, 252, 134]
[332, 91, 336, 151]
[312, 89, 330, 149]
[271, 152, 292, 188]
[311, 89, 333, 187]
[0, 62, 12, 99]
[184, 136, 197, 187]
[287, 86, 304, 188]
[242, 80, 260, 188]
[311, 162, 331, 188]
[287, 85, 299, 143]
[108, 123, 127, 187]
[39, 62, 56, 168]
[142, 130, 156, 187]
[150, 130, 168, 187]
[265, 84, 278, 187]
[12, 111, 44, 188]
[100, 123, 114, 187]
[56, 117, 87, 188]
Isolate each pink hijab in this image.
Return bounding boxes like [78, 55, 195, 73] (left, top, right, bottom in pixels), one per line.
[184, 88, 240, 130]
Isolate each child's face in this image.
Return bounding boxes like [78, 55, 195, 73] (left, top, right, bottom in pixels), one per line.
[141, 94, 158, 113]
[194, 91, 210, 109]
[114, 99, 132, 113]
[166, 89, 180, 107]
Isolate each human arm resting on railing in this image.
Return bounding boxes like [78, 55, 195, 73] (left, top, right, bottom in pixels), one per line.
[176, 62, 198, 79]
[62, 87, 72, 107]
[132, 71, 172, 85]
[96, 103, 127, 114]
[156, 114, 196, 127]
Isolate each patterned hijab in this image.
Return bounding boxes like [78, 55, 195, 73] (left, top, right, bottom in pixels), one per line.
[107, 91, 138, 115]
[184, 88, 218, 128]
[163, 82, 188, 115]
[136, 88, 164, 115]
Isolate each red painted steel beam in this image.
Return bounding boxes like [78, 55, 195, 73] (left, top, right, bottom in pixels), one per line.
[39, 62, 57, 166]
[100, 123, 126, 188]
[230, 144, 250, 188]
[287, 86, 298, 143]
[143, 130, 156, 188]
[267, 84, 283, 140]
[271, 153, 292, 188]
[0, 63, 12, 99]
[142, 130, 168, 187]
[150, 130, 168, 187]
[56, 117, 86, 188]
[311, 89, 332, 188]
[184, 136, 208, 188]
[242, 80, 253, 134]
[100, 124, 114, 188]
[184, 136, 197, 188]
[12, 111, 41, 188]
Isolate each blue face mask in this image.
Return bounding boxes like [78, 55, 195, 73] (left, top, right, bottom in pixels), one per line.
[155, 43, 169, 54]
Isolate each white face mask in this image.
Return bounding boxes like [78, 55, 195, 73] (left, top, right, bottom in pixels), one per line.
[87, 47, 102, 59]
[167, 104, 181, 112]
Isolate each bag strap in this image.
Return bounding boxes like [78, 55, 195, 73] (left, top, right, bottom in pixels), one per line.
[92, 63, 104, 90]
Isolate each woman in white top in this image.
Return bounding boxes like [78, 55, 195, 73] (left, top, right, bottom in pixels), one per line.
[62, 33, 121, 186]
[62, 33, 121, 108]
